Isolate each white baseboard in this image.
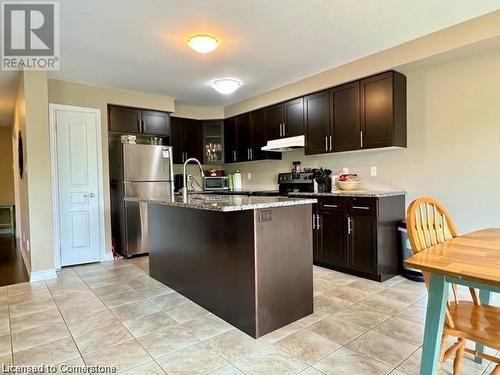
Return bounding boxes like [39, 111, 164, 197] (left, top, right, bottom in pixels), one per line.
[102, 251, 115, 262]
[30, 269, 57, 283]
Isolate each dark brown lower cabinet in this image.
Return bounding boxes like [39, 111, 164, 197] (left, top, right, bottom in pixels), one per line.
[312, 195, 404, 281]
[314, 202, 347, 269]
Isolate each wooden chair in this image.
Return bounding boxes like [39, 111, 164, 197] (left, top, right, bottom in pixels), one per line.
[407, 197, 500, 375]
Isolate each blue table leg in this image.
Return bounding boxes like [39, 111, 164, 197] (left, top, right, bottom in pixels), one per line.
[474, 289, 492, 363]
[420, 273, 449, 375]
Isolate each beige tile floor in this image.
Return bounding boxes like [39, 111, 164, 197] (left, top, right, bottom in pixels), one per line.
[0, 256, 498, 374]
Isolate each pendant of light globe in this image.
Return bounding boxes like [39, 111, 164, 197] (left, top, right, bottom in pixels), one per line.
[211, 78, 242, 94]
[188, 34, 218, 54]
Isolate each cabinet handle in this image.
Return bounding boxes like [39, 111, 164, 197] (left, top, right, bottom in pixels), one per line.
[280, 123, 283, 137]
[233, 150, 237, 162]
[360, 131, 364, 148]
[329, 135, 332, 152]
[316, 215, 321, 230]
[312, 214, 316, 230]
[324, 136, 328, 152]
[250, 148, 253, 160]
[283, 122, 286, 137]
[323, 204, 338, 208]
[352, 206, 370, 210]
[347, 216, 352, 235]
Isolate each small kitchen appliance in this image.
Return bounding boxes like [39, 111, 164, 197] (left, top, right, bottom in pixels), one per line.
[203, 176, 229, 191]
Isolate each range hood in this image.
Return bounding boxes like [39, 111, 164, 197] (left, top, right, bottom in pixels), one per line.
[261, 135, 305, 152]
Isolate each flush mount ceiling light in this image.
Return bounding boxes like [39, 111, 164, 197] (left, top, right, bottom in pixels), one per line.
[188, 34, 218, 54]
[211, 78, 242, 95]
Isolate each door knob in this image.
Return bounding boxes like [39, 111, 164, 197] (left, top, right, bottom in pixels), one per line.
[84, 193, 95, 198]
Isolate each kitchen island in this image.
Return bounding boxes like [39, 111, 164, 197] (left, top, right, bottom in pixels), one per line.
[127, 194, 317, 338]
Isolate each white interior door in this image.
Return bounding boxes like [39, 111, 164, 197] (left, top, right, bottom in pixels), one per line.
[55, 107, 101, 266]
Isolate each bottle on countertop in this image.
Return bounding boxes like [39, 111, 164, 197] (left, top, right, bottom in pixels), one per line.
[233, 170, 243, 192]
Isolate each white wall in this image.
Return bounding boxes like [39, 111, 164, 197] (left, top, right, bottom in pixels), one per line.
[225, 48, 500, 234]
[48, 80, 176, 254]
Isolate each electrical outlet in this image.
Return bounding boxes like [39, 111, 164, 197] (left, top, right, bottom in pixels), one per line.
[370, 166, 377, 177]
[247, 172, 252, 180]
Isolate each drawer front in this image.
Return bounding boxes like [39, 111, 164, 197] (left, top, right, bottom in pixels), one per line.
[346, 197, 377, 215]
[318, 197, 345, 212]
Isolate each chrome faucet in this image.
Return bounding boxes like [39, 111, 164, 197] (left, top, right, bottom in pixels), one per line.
[182, 158, 204, 203]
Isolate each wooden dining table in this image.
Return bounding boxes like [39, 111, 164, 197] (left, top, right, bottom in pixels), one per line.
[404, 228, 500, 375]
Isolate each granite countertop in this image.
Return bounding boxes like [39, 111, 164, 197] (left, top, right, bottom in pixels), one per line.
[197, 190, 281, 196]
[126, 194, 317, 212]
[289, 190, 406, 198]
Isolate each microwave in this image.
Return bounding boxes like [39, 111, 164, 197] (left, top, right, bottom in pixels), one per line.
[203, 176, 229, 191]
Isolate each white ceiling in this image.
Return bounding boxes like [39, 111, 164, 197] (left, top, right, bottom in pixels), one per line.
[1, 0, 500, 126]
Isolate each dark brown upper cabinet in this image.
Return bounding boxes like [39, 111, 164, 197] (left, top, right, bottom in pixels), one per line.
[224, 117, 238, 163]
[108, 105, 170, 137]
[331, 81, 361, 152]
[250, 109, 267, 160]
[304, 90, 330, 155]
[250, 110, 281, 162]
[283, 98, 304, 137]
[360, 71, 406, 149]
[170, 117, 203, 164]
[141, 110, 170, 136]
[170, 117, 184, 164]
[184, 118, 203, 162]
[224, 111, 281, 164]
[108, 106, 141, 134]
[236, 113, 252, 162]
[303, 70, 406, 155]
[264, 104, 283, 140]
[264, 98, 304, 140]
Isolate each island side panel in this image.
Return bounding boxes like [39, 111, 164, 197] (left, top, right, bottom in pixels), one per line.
[148, 204, 257, 336]
[254, 204, 314, 337]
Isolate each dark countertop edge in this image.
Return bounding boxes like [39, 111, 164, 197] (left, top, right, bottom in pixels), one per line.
[125, 197, 317, 212]
[289, 191, 406, 198]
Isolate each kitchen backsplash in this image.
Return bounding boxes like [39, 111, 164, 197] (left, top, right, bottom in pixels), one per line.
[173, 147, 407, 192]
[223, 148, 407, 191]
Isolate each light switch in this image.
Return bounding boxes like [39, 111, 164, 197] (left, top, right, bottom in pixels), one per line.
[370, 166, 377, 177]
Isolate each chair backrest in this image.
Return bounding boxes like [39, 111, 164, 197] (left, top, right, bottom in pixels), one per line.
[407, 197, 464, 329]
[407, 197, 459, 254]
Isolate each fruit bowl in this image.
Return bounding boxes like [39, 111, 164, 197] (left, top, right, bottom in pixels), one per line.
[338, 180, 360, 191]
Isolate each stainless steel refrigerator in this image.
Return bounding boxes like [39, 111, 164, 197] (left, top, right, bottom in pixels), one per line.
[109, 141, 174, 257]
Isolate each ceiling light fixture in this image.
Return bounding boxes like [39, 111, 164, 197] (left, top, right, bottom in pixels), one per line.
[188, 34, 218, 54]
[211, 78, 242, 95]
